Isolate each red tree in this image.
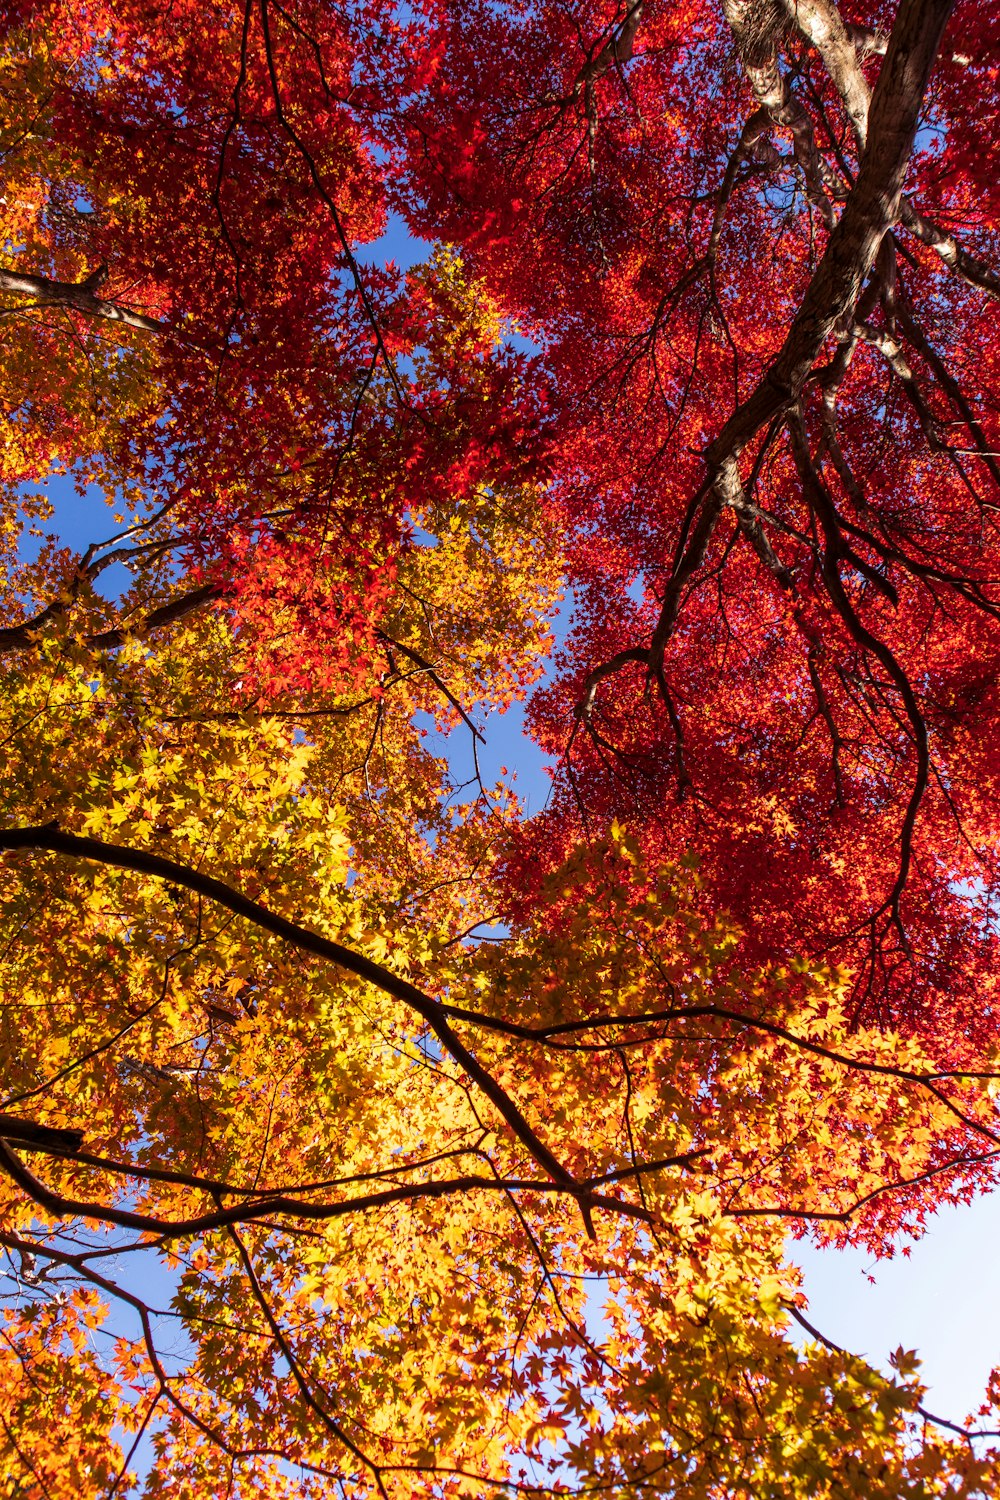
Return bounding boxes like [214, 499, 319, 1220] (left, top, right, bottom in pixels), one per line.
[382, 0, 1000, 1046]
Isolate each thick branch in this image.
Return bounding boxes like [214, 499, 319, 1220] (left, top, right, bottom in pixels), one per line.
[720, 0, 954, 445]
[0, 583, 221, 653]
[575, 0, 645, 90]
[783, 3, 999, 297]
[645, 0, 954, 672]
[0, 265, 173, 336]
[0, 1115, 82, 1153]
[784, 0, 872, 148]
[0, 1141, 649, 1245]
[899, 200, 1000, 300]
[0, 823, 580, 1197]
[722, 0, 837, 219]
[575, 647, 648, 721]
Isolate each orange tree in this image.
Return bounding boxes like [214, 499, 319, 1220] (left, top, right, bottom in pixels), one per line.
[3, 0, 1000, 1493]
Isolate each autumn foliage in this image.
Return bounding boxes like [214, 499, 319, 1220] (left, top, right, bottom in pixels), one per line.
[2, 0, 1000, 1493]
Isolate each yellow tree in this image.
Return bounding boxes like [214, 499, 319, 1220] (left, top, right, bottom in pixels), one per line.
[0, 598, 999, 1493]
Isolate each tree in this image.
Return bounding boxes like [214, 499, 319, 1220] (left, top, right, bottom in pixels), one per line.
[391, 0, 1000, 1033]
[2, 0, 1000, 1493]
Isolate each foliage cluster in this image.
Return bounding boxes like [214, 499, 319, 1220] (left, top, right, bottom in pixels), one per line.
[2, 0, 1000, 1493]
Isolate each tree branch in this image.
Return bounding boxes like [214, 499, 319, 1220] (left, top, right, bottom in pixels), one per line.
[0, 265, 175, 337]
[0, 823, 583, 1199]
[0, 583, 221, 653]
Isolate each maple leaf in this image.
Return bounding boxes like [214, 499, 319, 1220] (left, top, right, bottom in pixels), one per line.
[1, 0, 1000, 1494]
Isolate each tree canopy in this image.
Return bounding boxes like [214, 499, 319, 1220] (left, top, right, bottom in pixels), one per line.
[2, 0, 1000, 1493]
